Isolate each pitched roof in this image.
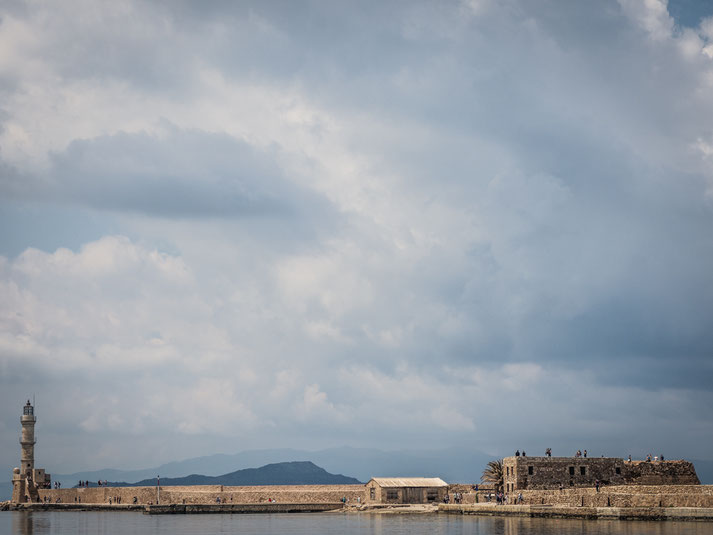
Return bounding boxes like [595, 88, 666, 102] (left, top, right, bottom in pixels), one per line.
[368, 477, 448, 487]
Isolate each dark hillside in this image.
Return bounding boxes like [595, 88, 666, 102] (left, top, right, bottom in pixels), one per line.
[102, 461, 361, 487]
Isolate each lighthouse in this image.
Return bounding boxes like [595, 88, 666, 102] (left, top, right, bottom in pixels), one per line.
[11, 399, 50, 503]
[20, 400, 36, 476]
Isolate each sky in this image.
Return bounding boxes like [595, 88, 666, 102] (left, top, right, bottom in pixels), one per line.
[1, 0, 713, 476]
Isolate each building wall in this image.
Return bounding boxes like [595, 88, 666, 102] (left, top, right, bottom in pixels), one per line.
[38, 484, 366, 505]
[32, 469, 51, 488]
[502, 457, 699, 492]
[364, 481, 446, 504]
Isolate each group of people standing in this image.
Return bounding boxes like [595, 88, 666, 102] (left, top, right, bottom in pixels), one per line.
[443, 492, 464, 504]
[77, 480, 109, 487]
[626, 454, 665, 462]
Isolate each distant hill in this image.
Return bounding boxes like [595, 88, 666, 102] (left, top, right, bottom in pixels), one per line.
[99, 461, 361, 487]
[48, 446, 496, 490]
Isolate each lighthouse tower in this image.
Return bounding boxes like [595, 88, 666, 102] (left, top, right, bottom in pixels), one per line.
[20, 400, 36, 476]
[11, 400, 50, 503]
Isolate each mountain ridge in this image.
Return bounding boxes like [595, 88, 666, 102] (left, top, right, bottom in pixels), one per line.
[48, 446, 495, 488]
[96, 461, 361, 487]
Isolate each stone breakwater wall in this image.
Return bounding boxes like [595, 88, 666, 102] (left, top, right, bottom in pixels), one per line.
[520, 485, 713, 508]
[440, 503, 713, 521]
[38, 484, 366, 505]
[459, 485, 713, 508]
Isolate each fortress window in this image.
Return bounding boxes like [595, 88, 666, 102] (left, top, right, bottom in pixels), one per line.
[386, 490, 398, 500]
[528, 466, 533, 475]
[580, 467, 586, 476]
[615, 467, 621, 474]
[370, 488, 375, 500]
[569, 466, 575, 476]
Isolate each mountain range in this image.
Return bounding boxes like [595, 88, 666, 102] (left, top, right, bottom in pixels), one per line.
[50, 446, 494, 489]
[97, 461, 360, 487]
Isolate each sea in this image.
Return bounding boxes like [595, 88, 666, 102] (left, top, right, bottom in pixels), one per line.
[1, 511, 712, 535]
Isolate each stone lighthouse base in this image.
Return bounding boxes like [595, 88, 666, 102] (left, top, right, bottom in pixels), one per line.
[11, 468, 27, 504]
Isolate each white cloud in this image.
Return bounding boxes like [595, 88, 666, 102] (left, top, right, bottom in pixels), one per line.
[296, 384, 347, 424]
[1, 0, 712, 472]
[618, 0, 674, 41]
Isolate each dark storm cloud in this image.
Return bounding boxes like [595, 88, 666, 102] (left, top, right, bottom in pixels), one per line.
[18, 126, 334, 223]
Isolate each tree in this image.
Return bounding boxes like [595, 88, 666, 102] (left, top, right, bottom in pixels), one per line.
[481, 459, 504, 491]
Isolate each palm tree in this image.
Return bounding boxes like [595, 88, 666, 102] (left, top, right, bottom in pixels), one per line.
[481, 459, 504, 491]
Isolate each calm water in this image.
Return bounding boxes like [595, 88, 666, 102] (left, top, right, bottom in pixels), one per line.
[1, 511, 711, 535]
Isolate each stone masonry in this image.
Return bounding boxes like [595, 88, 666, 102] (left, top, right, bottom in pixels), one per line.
[37, 484, 366, 506]
[502, 456, 700, 492]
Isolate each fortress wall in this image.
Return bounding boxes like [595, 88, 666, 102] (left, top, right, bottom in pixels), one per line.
[623, 461, 701, 485]
[502, 457, 699, 491]
[38, 484, 366, 505]
[518, 485, 713, 508]
[449, 485, 713, 508]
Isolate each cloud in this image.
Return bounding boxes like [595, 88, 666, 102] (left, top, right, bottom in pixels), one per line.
[0, 236, 194, 372]
[1, 0, 712, 472]
[1, 123, 334, 224]
[619, 0, 674, 41]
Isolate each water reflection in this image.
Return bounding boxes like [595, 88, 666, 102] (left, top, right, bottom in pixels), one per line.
[11, 512, 32, 535]
[2, 511, 712, 535]
[485, 516, 711, 535]
[10, 512, 51, 535]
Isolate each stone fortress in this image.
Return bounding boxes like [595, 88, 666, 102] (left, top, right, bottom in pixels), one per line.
[502, 454, 700, 492]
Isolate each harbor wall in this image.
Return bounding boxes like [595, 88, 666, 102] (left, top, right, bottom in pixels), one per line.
[38, 484, 366, 505]
[439, 503, 713, 521]
[459, 484, 713, 508]
[35, 483, 713, 509]
[519, 485, 713, 508]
